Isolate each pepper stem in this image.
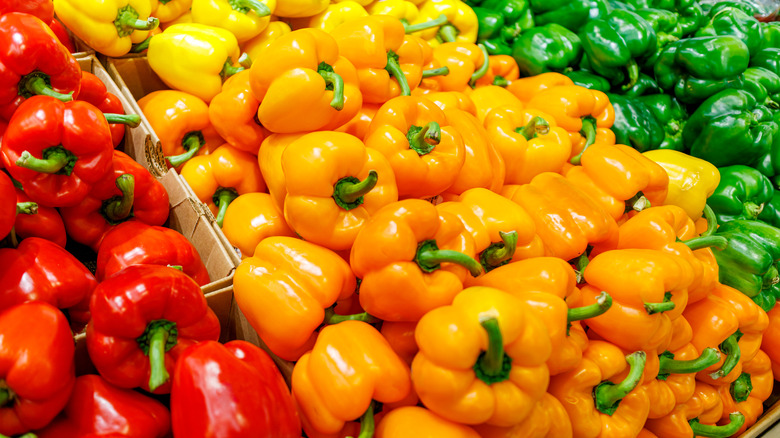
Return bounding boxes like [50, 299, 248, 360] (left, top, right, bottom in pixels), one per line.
[115, 5, 159, 34]
[23, 74, 73, 101]
[572, 251, 590, 284]
[657, 348, 721, 380]
[333, 170, 378, 210]
[406, 122, 441, 155]
[567, 291, 613, 322]
[683, 235, 728, 251]
[731, 372, 753, 403]
[404, 14, 448, 33]
[493, 75, 510, 87]
[593, 351, 646, 416]
[231, 0, 271, 16]
[644, 300, 675, 314]
[385, 50, 411, 97]
[104, 174, 135, 222]
[0, 434, 36, 438]
[15, 147, 75, 175]
[570, 116, 597, 165]
[214, 188, 239, 228]
[469, 44, 490, 87]
[239, 53, 253, 68]
[166, 132, 204, 168]
[415, 239, 483, 277]
[318, 62, 345, 111]
[323, 307, 380, 325]
[221, 59, 245, 79]
[0, 387, 10, 406]
[473, 317, 511, 384]
[437, 23, 459, 43]
[626, 192, 650, 213]
[105, 113, 141, 127]
[130, 36, 152, 53]
[422, 66, 450, 78]
[15, 202, 37, 215]
[346, 402, 376, 438]
[711, 332, 741, 380]
[480, 231, 518, 271]
[702, 204, 717, 237]
[136, 320, 178, 391]
[689, 413, 745, 438]
[744, 202, 763, 219]
[515, 116, 551, 140]
[622, 60, 640, 91]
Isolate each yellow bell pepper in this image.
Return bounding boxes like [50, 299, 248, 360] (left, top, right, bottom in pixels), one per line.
[54, 0, 159, 57]
[410, 0, 477, 47]
[240, 21, 291, 62]
[643, 150, 720, 221]
[274, 0, 329, 18]
[367, 0, 420, 23]
[160, 10, 193, 29]
[147, 23, 245, 103]
[191, 0, 275, 43]
[335, 0, 373, 6]
[288, 1, 369, 33]
[152, 0, 192, 23]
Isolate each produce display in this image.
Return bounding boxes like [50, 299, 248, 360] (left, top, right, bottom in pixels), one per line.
[3, 0, 780, 436]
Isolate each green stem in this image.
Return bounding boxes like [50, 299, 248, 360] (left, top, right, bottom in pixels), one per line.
[644, 300, 675, 314]
[385, 50, 410, 97]
[404, 14, 448, 33]
[0, 387, 10, 406]
[130, 36, 152, 53]
[744, 202, 762, 219]
[415, 239, 483, 277]
[166, 132, 204, 168]
[231, 0, 271, 16]
[422, 66, 449, 78]
[346, 402, 376, 438]
[104, 174, 135, 222]
[593, 351, 646, 416]
[514, 116, 550, 140]
[105, 113, 141, 127]
[214, 188, 239, 228]
[318, 62, 345, 111]
[115, 5, 159, 31]
[333, 170, 378, 210]
[239, 53, 253, 68]
[626, 193, 650, 213]
[15, 148, 72, 175]
[168, 265, 183, 271]
[221, 59, 245, 79]
[572, 251, 590, 284]
[701, 204, 717, 237]
[711, 332, 741, 380]
[621, 60, 640, 91]
[15, 202, 37, 215]
[689, 412, 745, 437]
[323, 307, 380, 325]
[493, 75, 510, 87]
[137, 320, 178, 392]
[23, 74, 73, 101]
[406, 122, 441, 155]
[657, 348, 720, 380]
[473, 317, 511, 384]
[570, 116, 597, 165]
[730, 372, 753, 403]
[683, 235, 728, 251]
[468, 44, 490, 87]
[437, 23, 459, 43]
[480, 231, 518, 271]
[567, 291, 612, 322]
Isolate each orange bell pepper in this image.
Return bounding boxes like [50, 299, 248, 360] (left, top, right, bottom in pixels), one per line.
[468, 85, 522, 122]
[292, 320, 411, 435]
[422, 42, 489, 92]
[411, 286, 551, 426]
[473, 55, 520, 88]
[506, 72, 574, 104]
[350, 199, 482, 321]
[483, 106, 573, 185]
[257, 133, 304, 211]
[548, 340, 649, 438]
[415, 91, 476, 115]
[234, 236, 360, 362]
[179, 144, 266, 227]
[441, 108, 504, 195]
[208, 70, 265, 154]
[288, 1, 369, 33]
[221, 192, 295, 258]
[137, 90, 224, 170]
[473, 393, 573, 438]
[381, 321, 419, 366]
[762, 304, 780, 377]
[335, 102, 381, 140]
[249, 28, 361, 133]
[375, 406, 480, 437]
[280, 131, 398, 251]
[364, 96, 465, 199]
[716, 350, 773, 435]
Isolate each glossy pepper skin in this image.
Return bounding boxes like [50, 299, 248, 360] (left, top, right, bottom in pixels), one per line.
[77, 72, 132, 148]
[695, 7, 764, 57]
[257, 133, 303, 211]
[12, 186, 67, 247]
[636, 94, 688, 151]
[59, 150, 170, 251]
[529, 0, 598, 33]
[607, 93, 665, 152]
[350, 199, 482, 321]
[473, 55, 520, 88]
[441, 108, 505, 194]
[412, 286, 551, 426]
[191, 0, 274, 43]
[645, 381, 740, 437]
[222, 192, 295, 258]
[412, 0, 478, 46]
[36, 374, 171, 438]
[510, 24, 582, 77]
[172, 340, 301, 438]
[273, 0, 328, 17]
[643, 149, 720, 220]
[423, 43, 489, 93]
[86, 265, 221, 394]
[0, 13, 81, 121]
[707, 165, 774, 224]
[715, 350, 773, 435]
[234, 236, 357, 361]
[54, 0, 159, 57]
[0, 302, 75, 435]
[0, 0, 54, 23]
[1, 96, 114, 208]
[153, 0, 193, 22]
[473, 393, 574, 438]
[289, 1, 369, 33]
[376, 406, 481, 437]
[742, 67, 780, 110]
[96, 221, 211, 285]
[208, 70, 265, 154]
[239, 20, 291, 61]
[292, 321, 411, 435]
[761, 305, 780, 377]
[250, 28, 362, 133]
[473, 0, 534, 56]
[0, 171, 17, 241]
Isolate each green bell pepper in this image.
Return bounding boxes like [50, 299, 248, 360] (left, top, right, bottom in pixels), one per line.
[760, 22, 780, 51]
[619, 73, 661, 97]
[707, 165, 775, 225]
[532, 0, 611, 33]
[703, 0, 759, 18]
[636, 94, 687, 151]
[636, 8, 683, 44]
[758, 193, 780, 228]
[695, 7, 764, 57]
[684, 89, 779, 168]
[654, 35, 750, 104]
[578, 9, 658, 90]
[607, 93, 665, 152]
[628, 0, 704, 35]
[751, 48, 780, 76]
[474, 0, 534, 56]
[511, 24, 583, 77]
[565, 70, 612, 92]
[742, 67, 780, 109]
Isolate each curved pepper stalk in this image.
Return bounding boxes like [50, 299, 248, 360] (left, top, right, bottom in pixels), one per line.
[104, 174, 135, 224]
[730, 372, 753, 403]
[166, 131, 205, 168]
[407, 122, 441, 155]
[20, 72, 73, 102]
[689, 412, 745, 438]
[16, 146, 77, 176]
[480, 230, 518, 272]
[114, 5, 159, 37]
[385, 50, 411, 97]
[711, 331, 742, 380]
[656, 347, 720, 380]
[593, 351, 646, 416]
[567, 291, 613, 322]
[473, 317, 511, 384]
[570, 116, 597, 165]
[515, 116, 551, 140]
[136, 319, 178, 391]
[404, 14, 448, 34]
[468, 44, 490, 87]
[318, 62, 345, 111]
[333, 170, 378, 210]
[105, 112, 142, 128]
[346, 401, 376, 438]
[213, 188, 239, 228]
[415, 239, 483, 277]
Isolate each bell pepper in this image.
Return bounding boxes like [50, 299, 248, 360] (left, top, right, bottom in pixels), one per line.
[48, 18, 77, 52]
[289, 1, 369, 32]
[1, 96, 115, 208]
[350, 199, 482, 321]
[710, 283, 770, 371]
[650, 0, 705, 35]
[0, 0, 54, 23]
[530, 0, 599, 33]
[441, 108, 505, 194]
[473, 0, 534, 56]
[208, 70, 265, 154]
[172, 340, 301, 437]
[11, 186, 66, 247]
[0, 171, 18, 241]
[191, 0, 273, 43]
[636, 7, 683, 48]
[234, 236, 359, 361]
[147, 23, 245, 102]
[643, 150, 720, 220]
[473, 55, 520, 88]
[467, 85, 521, 121]
[548, 340, 649, 438]
[607, 93, 666, 152]
[416, 91, 476, 117]
[367, 0, 420, 24]
[0, 302, 75, 435]
[86, 265, 221, 393]
[257, 133, 303, 211]
[381, 321, 419, 367]
[273, 0, 329, 17]
[758, 191, 780, 228]
[137, 90, 225, 169]
[152, 0, 192, 22]
[180, 144, 265, 227]
[54, 0, 159, 57]
[411, 0, 478, 46]
[483, 106, 573, 185]
[707, 165, 774, 225]
[96, 221, 211, 285]
[422, 42, 488, 93]
[221, 192, 295, 258]
[579, 10, 659, 90]
[249, 29, 362, 133]
[654, 36, 750, 104]
[411, 286, 550, 426]
[240, 20, 291, 62]
[292, 320, 411, 435]
[473, 393, 574, 437]
[376, 406, 480, 437]
[743, 66, 780, 109]
[762, 305, 780, 377]
[59, 150, 170, 250]
[695, 7, 764, 57]
[620, 73, 663, 97]
[636, 94, 688, 151]
[645, 381, 744, 437]
[565, 70, 612, 92]
[364, 96, 466, 198]
[0, 13, 81, 121]
[715, 350, 773, 435]
[510, 24, 582, 77]
[752, 48, 780, 77]
[36, 374, 171, 438]
[77, 72, 136, 148]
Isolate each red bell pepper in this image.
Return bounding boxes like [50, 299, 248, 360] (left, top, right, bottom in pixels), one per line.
[86, 265, 220, 394]
[0, 170, 17, 240]
[76, 72, 139, 148]
[171, 340, 301, 437]
[0, 13, 80, 120]
[0, 0, 54, 24]
[0, 96, 115, 207]
[36, 374, 171, 438]
[59, 150, 169, 250]
[96, 221, 210, 286]
[0, 237, 96, 316]
[0, 301, 75, 435]
[48, 19, 76, 53]
[12, 186, 67, 247]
